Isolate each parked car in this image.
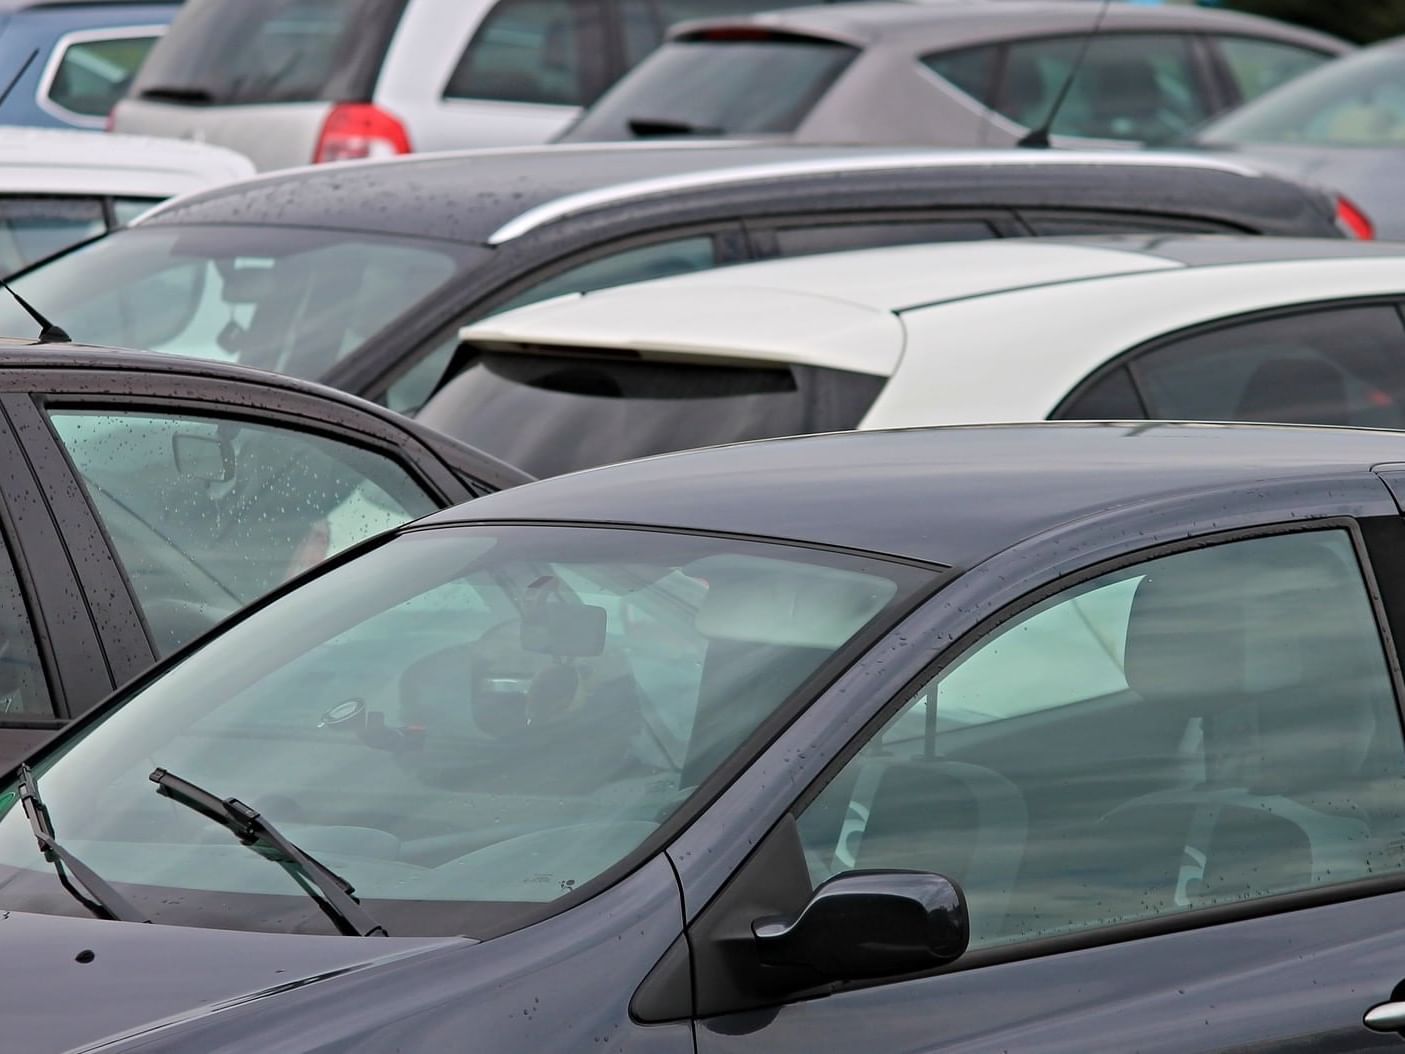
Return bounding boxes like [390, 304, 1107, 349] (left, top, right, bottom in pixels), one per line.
[5, 422, 1405, 1053]
[109, 0, 849, 171]
[0, 144, 1360, 415]
[428, 235, 1405, 477]
[1190, 36, 1405, 238]
[558, 0, 1346, 148]
[0, 126, 251, 274]
[0, 0, 178, 130]
[0, 341, 524, 766]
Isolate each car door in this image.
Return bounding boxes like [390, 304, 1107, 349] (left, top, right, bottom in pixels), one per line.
[1, 367, 487, 677]
[686, 520, 1405, 1052]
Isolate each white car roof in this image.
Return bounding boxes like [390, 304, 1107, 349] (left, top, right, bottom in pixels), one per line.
[0, 127, 254, 198]
[460, 240, 1185, 375]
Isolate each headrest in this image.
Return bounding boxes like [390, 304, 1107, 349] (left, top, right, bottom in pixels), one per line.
[689, 555, 897, 650]
[1123, 537, 1358, 706]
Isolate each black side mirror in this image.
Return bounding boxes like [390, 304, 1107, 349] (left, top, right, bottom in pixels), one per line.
[753, 870, 969, 981]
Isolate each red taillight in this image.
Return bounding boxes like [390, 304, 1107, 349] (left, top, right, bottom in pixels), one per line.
[313, 103, 411, 164]
[1335, 194, 1375, 240]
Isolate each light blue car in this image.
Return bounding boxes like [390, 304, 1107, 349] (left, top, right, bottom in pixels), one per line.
[0, 0, 179, 130]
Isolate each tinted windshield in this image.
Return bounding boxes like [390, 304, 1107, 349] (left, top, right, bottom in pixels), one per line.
[562, 37, 857, 141]
[0, 526, 926, 937]
[0, 225, 482, 381]
[132, 0, 409, 105]
[1201, 47, 1405, 147]
[417, 350, 885, 477]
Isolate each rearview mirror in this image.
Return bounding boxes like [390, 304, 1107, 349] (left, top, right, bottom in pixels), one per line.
[753, 870, 968, 980]
[172, 433, 234, 483]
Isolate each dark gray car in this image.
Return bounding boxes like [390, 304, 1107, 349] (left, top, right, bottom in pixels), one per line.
[0, 142, 1356, 415]
[559, 0, 1346, 147]
[1192, 36, 1405, 238]
[5, 423, 1405, 1052]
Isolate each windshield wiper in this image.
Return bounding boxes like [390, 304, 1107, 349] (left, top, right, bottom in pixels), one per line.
[626, 117, 723, 137]
[17, 765, 149, 924]
[149, 767, 388, 937]
[137, 85, 216, 104]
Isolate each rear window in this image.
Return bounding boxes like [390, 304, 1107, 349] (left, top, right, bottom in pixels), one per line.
[560, 35, 857, 141]
[443, 0, 610, 107]
[417, 349, 884, 477]
[44, 30, 164, 123]
[132, 0, 409, 106]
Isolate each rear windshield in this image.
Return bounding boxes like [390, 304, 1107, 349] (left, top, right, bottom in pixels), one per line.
[416, 348, 884, 477]
[561, 35, 857, 141]
[132, 0, 409, 106]
[0, 225, 483, 381]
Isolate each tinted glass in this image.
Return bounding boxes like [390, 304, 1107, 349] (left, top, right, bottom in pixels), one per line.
[773, 219, 996, 257]
[111, 198, 163, 226]
[132, 0, 409, 105]
[0, 536, 48, 717]
[1134, 306, 1405, 428]
[495, 236, 716, 312]
[1019, 211, 1241, 236]
[994, 34, 1209, 144]
[1057, 366, 1144, 420]
[0, 527, 924, 936]
[0, 226, 478, 383]
[1215, 35, 1329, 102]
[443, 0, 609, 106]
[799, 530, 1405, 948]
[0, 198, 105, 275]
[417, 353, 884, 478]
[563, 38, 857, 140]
[49, 410, 438, 655]
[47, 34, 161, 119]
[921, 44, 996, 105]
[1202, 47, 1405, 147]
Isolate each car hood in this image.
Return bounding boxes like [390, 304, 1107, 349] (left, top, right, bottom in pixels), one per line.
[0, 909, 463, 1054]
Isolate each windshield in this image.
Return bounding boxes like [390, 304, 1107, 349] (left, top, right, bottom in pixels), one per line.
[1200, 47, 1405, 147]
[416, 351, 885, 478]
[0, 225, 482, 381]
[0, 526, 927, 937]
[132, 0, 409, 105]
[562, 37, 857, 141]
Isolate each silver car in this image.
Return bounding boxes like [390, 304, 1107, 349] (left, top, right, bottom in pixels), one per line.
[559, 0, 1347, 148]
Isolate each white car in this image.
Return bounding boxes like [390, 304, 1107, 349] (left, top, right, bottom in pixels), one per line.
[0, 126, 252, 273]
[420, 235, 1405, 476]
[110, 0, 834, 172]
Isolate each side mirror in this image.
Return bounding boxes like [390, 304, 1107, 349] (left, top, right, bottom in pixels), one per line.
[753, 870, 969, 981]
[172, 433, 234, 483]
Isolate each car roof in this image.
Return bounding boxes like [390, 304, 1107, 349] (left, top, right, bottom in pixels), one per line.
[667, 0, 1345, 52]
[133, 142, 1298, 246]
[0, 127, 254, 197]
[458, 236, 1405, 376]
[421, 423, 1405, 567]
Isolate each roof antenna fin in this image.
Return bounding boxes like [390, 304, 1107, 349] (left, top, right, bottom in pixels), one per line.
[1, 278, 70, 344]
[1018, 0, 1113, 149]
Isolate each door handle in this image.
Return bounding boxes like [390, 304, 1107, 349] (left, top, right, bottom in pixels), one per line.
[1365, 1001, 1405, 1032]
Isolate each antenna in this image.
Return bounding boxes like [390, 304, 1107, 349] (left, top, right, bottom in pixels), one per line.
[0, 49, 39, 110]
[1, 278, 70, 344]
[1018, 0, 1113, 149]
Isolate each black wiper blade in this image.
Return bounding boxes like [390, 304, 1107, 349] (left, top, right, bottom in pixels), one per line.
[149, 767, 388, 937]
[626, 117, 723, 138]
[138, 85, 216, 104]
[17, 765, 149, 924]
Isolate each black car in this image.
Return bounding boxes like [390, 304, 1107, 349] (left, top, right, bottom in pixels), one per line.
[5, 422, 1405, 1053]
[0, 341, 524, 764]
[0, 143, 1356, 415]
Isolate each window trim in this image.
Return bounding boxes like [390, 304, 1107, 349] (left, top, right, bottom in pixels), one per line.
[778, 517, 1405, 989]
[36, 24, 168, 129]
[1050, 295, 1405, 422]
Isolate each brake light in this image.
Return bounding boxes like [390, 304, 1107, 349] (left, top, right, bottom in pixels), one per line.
[313, 103, 411, 164]
[1335, 194, 1375, 240]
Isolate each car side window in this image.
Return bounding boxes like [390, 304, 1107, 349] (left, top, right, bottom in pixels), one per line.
[1133, 305, 1405, 429]
[0, 197, 106, 275]
[43, 31, 162, 123]
[1214, 35, 1329, 102]
[930, 33, 1210, 143]
[443, 0, 609, 107]
[0, 533, 48, 716]
[769, 219, 999, 258]
[492, 235, 719, 314]
[47, 410, 440, 656]
[797, 529, 1405, 951]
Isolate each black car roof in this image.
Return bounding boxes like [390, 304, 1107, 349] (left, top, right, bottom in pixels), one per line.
[421, 423, 1405, 567]
[135, 143, 1333, 246]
